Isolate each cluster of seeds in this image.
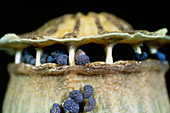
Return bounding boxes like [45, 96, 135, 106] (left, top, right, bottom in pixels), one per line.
[20, 44, 167, 66]
[135, 51, 166, 61]
[50, 85, 95, 113]
[20, 48, 36, 65]
[41, 45, 68, 65]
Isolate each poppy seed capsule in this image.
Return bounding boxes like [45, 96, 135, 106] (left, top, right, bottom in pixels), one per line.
[1, 12, 170, 113]
[84, 85, 93, 99]
[69, 90, 84, 103]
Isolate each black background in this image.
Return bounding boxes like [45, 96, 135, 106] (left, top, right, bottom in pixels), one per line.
[0, 1, 170, 112]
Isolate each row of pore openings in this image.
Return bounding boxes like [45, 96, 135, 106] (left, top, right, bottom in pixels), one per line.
[17, 43, 151, 66]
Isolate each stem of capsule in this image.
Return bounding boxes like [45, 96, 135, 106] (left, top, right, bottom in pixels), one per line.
[149, 46, 158, 54]
[134, 44, 142, 54]
[105, 44, 114, 64]
[15, 49, 22, 64]
[35, 48, 43, 66]
[69, 46, 76, 66]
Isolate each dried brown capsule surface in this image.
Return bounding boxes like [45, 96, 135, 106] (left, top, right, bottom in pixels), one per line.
[2, 60, 170, 113]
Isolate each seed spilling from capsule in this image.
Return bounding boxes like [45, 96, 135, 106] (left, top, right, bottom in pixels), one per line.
[21, 48, 36, 65]
[75, 49, 90, 65]
[52, 85, 96, 113]
[41, 45, 68, 65]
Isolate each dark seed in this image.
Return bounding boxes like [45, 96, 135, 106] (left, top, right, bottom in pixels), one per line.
[40, 53, 49, 64]
[23, 54, 35, 65]
[29, 58, 35, 65]
[25, 55, 34, 64]
[69, 90, 84, 103]
[84, 85, 93, 99]
[63, 99, 79, 113]
[75, 54, 90, 65]
[21, 48, 36, 65]
[135, 52, 147, 61]
[155, 52, 166, 61]
[52, 52, 60, 62]
[47, 56, 53, 63]
[84, 97, 96, 112]
[56, 54, 68, 65]
[50, 103, 61, 113]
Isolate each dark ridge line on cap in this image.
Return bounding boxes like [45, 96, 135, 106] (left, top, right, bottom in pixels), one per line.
[62, 13, 81, 39]
[91, 12, 106, 35]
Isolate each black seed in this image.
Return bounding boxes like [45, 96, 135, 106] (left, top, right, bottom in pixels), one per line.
[47, 56, 53, 63]
[21, 48, 36, 65]
[29, 58, 35, 65]
[69, 90, 84, 103]
[25, 55, 34, 64]
[50, 103, 61, 113]
[24, 54, 35, 65]
[135, 52, 147, 61]
[42, 44, 68, 64]
[63, 99, 79, 113]
[155, 52, 166, 61]
[75, 54, 90, 65]
[56, 54, 68, 65]
[52, 52, 60, 62]
[40, 53, 49, 64]
[84, 85, 93, 99]
[84, 97, 96, 112]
